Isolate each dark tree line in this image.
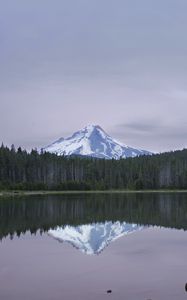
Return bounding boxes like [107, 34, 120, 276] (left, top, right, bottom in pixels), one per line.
[0, 144, 187, 190]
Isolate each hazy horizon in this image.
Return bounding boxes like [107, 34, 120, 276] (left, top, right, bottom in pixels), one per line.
[1, 0, 187, 153]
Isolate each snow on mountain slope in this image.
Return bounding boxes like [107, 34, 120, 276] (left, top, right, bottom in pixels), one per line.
[43, 124, 152, 159]
[48, 221, 144, 255]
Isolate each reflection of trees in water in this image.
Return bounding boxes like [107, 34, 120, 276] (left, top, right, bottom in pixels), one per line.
[0, 193, 187, 240]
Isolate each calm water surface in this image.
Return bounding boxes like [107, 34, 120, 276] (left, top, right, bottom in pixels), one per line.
[0, 193, 187, 300]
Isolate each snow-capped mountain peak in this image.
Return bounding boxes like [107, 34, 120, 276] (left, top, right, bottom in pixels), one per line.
[48, 222, 144, 255]
[43, 124, 152, 159]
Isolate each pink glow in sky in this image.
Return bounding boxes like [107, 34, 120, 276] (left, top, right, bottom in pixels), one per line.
[1, 0, 187, 152]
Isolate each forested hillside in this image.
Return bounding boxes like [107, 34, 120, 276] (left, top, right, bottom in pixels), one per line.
[0, 144, 187, 190]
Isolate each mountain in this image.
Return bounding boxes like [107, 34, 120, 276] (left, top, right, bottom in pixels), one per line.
[43, 125, 151, 159]
[48, 221, 144, 255]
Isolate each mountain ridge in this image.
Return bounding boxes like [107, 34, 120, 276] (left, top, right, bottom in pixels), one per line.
[43, 124, 152, 159]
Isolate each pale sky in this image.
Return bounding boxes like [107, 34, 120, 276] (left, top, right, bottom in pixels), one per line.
[1, 0, 187, 152]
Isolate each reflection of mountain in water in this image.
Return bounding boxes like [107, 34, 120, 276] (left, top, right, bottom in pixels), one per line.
[48, 222, 143, 255]
[0, 192, 187, 240]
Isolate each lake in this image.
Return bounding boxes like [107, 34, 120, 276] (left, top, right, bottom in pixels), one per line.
[0, 192, 187, 300]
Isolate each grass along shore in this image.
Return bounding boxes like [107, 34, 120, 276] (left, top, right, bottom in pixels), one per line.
[1, 189, 187, 197]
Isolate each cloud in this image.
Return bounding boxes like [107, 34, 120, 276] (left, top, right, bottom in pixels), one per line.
[1, 0, 187, 153]
[117, 120, 161, 134]
[112, 119, 187, 153]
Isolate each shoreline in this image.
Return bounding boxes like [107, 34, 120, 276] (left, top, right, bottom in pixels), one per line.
[1, 189, 187, 197]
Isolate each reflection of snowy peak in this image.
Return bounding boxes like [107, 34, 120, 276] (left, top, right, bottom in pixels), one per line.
[48, 222, 143, 255]
[43, 125, 151, 159]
